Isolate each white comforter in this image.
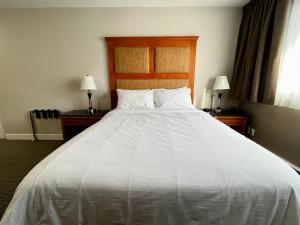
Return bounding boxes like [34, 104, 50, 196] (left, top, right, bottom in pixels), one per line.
[1, 109, 300, 225]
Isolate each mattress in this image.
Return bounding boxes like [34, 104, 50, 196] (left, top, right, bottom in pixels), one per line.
[1, 109, 300, 225]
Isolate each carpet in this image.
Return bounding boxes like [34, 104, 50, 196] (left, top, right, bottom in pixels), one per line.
[0, 139, 62, 218]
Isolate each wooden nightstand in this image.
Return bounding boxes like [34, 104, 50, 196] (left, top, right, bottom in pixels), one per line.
[213, 109, 249, 135]
[60, 110, 110, 141]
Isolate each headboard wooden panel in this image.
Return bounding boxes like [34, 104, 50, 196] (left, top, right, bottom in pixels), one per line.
[105, 36, 199, 108]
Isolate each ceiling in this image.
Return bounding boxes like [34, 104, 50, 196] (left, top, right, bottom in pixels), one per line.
[0, 0, 250, 8]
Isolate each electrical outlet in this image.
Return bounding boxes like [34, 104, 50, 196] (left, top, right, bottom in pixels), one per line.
[250, 128, 255, 137]
[246, 126, 251, 134]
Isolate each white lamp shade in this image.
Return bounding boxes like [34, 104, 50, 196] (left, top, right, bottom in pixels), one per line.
[80, 75, 97, 90]
[213, 76, 230, 90]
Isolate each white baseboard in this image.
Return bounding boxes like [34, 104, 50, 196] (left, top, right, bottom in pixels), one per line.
[5, 134, 63, 140]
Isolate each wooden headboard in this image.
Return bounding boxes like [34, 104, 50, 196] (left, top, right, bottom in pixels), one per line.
[105, 36, 199, 108]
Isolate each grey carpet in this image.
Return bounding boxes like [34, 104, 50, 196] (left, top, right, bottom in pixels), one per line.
[0, 139, 62, 219]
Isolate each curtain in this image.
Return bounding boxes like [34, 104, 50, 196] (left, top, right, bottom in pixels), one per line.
[228, 0, 291, 104]
[275, 0, 300, 110]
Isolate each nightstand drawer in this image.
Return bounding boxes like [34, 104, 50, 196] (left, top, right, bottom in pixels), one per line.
[60, 110, 110, 141]
[214, 115, 249, 134]
[61, 117, 101, 126]
[215, 117, 247, 125]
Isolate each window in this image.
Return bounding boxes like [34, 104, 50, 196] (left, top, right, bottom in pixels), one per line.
[275, 0, 300, 110]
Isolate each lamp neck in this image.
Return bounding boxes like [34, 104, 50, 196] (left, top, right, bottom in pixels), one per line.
[218, 91, 223, 99]
[87, 90, 92, 97]
[87, 90, 92, 108]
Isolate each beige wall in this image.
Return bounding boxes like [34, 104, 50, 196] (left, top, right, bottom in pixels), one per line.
[0, 119, 5, 138]
[0, 8, 241, 135]
[241, 103, 300, 167]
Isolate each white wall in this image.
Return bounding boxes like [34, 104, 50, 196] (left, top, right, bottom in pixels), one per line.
[0, 7, 241, 136]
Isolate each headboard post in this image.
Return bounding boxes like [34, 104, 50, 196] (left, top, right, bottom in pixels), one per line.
[105, 36, 199, 108]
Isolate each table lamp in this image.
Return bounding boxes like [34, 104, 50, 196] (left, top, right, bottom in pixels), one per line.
[81, 75, 97, 114]
[213, 75, 230, 113]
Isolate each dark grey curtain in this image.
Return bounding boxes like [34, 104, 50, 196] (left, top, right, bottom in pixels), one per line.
[228, 0, 291, 104]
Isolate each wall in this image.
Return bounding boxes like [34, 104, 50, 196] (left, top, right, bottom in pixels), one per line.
[0, 8, 241, 137]
[0, 119, 4, 139]
[241, 103, 300, 167]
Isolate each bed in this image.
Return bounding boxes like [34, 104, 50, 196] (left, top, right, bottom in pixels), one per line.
[1, 37, 300, 225]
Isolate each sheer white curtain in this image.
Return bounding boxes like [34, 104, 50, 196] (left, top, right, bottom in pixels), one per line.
[275, 0, 300, 110]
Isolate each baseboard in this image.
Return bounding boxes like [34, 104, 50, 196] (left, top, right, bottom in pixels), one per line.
[5, 134, 63, 140]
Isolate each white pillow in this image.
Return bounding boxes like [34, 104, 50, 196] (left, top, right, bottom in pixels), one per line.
[117, 89, 155, 109]
[154, 87, 194, 109]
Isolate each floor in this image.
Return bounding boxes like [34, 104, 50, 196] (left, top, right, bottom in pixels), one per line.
[0, 139, 63, 218]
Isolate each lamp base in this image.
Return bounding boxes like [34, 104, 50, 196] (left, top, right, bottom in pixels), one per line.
[86, 107, 96, 115]
[215, 107, 222, 114]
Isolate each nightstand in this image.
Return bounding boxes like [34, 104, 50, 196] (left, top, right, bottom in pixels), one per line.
[213, 109, 249, 135]
[60, 110, 110, 141]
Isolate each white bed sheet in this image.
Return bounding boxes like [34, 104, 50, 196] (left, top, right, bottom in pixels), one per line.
[1, 109, 300, 225]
